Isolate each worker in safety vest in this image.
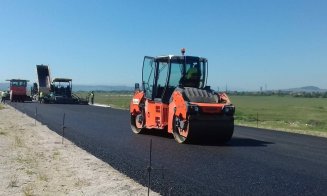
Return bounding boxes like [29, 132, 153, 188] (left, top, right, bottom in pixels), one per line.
[89, 91, 94, 105]
[1, 91, 7, 103]
[39, 92, 44, 103]
[186, 67, 199, 79]
[180, 66, 201, 87]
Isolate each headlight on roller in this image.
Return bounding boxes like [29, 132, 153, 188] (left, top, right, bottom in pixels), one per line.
[223, 105, 235, 115]
[188, 104, 199, 114]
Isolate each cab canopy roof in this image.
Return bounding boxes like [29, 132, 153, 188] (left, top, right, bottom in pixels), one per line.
[52, 78, 72, 82]
[154, 55, 207, 61]
[6, 79, 30, 82]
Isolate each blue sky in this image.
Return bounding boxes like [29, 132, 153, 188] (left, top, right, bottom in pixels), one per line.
[0, 0, 326, 91]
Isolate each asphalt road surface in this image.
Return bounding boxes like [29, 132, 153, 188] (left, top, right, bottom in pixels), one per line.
[8, 102, 327, 196]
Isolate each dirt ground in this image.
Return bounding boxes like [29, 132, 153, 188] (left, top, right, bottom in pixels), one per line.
[0, 104, 158, 196]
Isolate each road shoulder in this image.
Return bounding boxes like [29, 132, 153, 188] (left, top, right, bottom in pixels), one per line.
[0, 104, 157, 195]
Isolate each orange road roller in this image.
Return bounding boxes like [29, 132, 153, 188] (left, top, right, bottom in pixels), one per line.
[130, 49, 235, 143]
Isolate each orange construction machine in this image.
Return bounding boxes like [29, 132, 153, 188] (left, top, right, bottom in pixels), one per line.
[6, 79, 30, 102]
[130, 49, 235, 143]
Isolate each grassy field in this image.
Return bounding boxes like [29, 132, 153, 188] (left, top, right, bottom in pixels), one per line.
[76, 92, 133, 109]
[231, 95, 327, 134]
[76, 92, 327, 134]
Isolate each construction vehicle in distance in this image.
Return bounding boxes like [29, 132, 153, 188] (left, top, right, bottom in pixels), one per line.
[33, 64, 88, 104]
[130, 49, 235, 143]
[33, 64, 52, 101]
[6, 79, 31, 102]
[41, 78, 88, 104]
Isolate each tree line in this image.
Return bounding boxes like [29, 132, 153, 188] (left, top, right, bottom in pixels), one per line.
[227, 91, 327, 98]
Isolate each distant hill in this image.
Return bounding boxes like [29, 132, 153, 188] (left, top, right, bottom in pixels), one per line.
[0, 83, 9, 91]
[73, 85, 134, 92]
[1, 82, 325, 93]
[283, 86, 327, 93]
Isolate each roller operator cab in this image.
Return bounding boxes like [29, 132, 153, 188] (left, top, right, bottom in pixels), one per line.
[6, 79, 30, 102]
[130, 50, 235, 143]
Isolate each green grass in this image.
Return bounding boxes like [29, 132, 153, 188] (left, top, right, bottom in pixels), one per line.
[75, 92, 327, 134]
[8, 175, 18, 188]
[75, 92, 133, 109]
[0, 131, 7, 136]
[38, 173, 49, 182]
[22, 185, 34, 196]
[231, 95, 327, 133]
[14, 136, 24, 147]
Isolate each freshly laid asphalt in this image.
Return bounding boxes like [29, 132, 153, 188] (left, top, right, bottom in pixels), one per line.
[8, 102, 327, 196]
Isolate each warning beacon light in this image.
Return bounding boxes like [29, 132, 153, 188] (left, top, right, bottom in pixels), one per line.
[181, 48, 186, 56]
